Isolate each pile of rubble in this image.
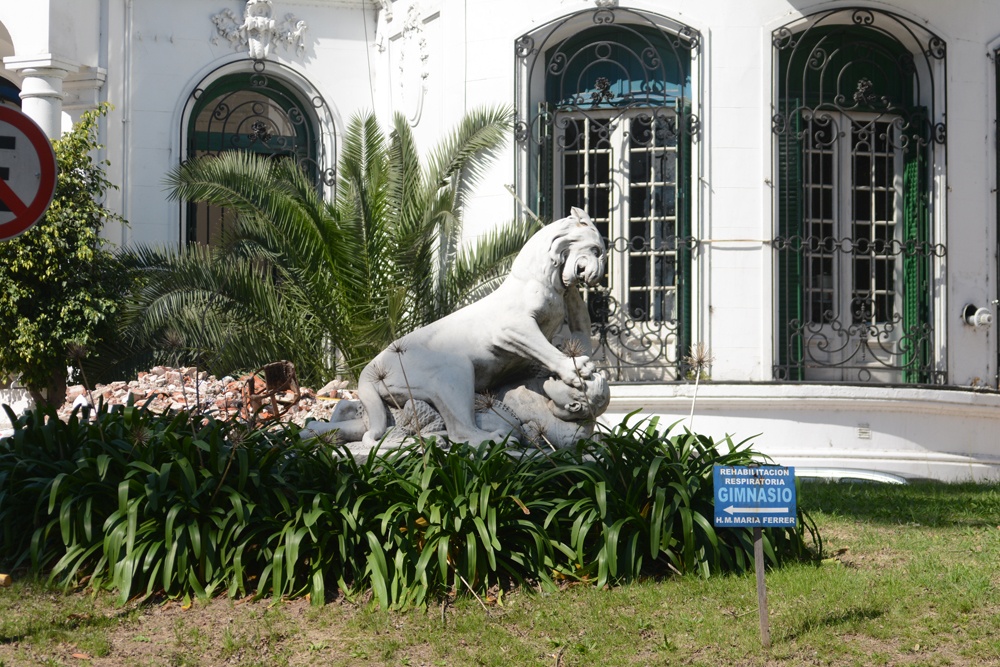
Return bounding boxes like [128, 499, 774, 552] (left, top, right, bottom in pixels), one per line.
[58, 365, 355, 428]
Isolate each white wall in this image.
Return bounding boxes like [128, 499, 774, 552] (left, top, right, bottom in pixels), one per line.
[99, 0, 377, 247]
[605, 383, 1000, 481]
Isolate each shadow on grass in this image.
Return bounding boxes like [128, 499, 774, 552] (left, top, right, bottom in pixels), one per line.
[783, 606, 885, 640]
[799, 480, 1000, 527]
[0, 608, 129, 645]
[0, 578, 139, 645]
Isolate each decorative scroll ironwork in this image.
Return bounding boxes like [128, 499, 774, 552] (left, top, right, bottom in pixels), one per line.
[247, 119, 273, 144]
[590, 77, 615, 106]
[586, 233, 700, 382]
[772, 8, 947, 385]
[771, 234, 946, 384]
[515, 7, 701, 383]
[184, 60, 335, 245]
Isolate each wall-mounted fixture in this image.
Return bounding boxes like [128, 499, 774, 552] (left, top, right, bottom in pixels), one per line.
[962, 304, 993, 328]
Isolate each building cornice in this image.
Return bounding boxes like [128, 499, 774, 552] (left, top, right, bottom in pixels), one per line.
[608, 382, 1000, 420]
[3, 53, 80, 76]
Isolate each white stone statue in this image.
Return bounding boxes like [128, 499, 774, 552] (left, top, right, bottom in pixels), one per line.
[477, 373, 611, 448]
[301, 207, 610, 450]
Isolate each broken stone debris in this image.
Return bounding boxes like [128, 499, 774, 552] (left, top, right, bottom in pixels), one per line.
[56, 366, 354, 427]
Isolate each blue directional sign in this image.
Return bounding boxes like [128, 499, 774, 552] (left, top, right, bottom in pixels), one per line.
[713, 465, 796, 528]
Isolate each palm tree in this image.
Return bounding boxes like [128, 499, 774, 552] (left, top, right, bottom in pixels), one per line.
[118, 106, 539, 387]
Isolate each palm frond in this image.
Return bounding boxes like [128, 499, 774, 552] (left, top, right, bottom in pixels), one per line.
[425, 105, 512, 215]
[120, 244, 336, 385]
[168, 152, 363, 295]
[117, 106, 532, 386]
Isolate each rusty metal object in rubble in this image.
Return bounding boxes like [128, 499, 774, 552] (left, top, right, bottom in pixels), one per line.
[243, 360, 301, 421]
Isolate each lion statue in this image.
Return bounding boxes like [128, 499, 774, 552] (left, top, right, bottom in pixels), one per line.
[355, 207, 607, 447]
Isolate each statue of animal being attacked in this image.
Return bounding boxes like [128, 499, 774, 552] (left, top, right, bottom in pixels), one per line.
[301, 207, 610, 450]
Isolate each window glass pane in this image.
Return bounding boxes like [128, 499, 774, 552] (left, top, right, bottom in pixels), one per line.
[629, 219, 650, 250]
[873, 190, 890, 220]
[630, 116, 653, 148]
[588, 152, 611, 182]
[563, 118, 581, 148]
[655, 185, 676, 218]
[873, 155, 890, 188]
[655, 219, 677, 248]
[563, 188, 583, 213]
[591, 186, 610, 219]
[629, 150, 649, 182]
[651, 289, 676, 322]
[630, 186, 649, 218]
[853, 190, 871, 221]
[654, 153, 677, 185]
[563, 154, 581, 185]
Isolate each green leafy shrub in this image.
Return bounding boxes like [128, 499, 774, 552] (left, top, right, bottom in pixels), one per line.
[0, 104, 130, 406]
[540, 414, 819, 586]
[0, 402, 332, 603]
[359, 440, 560, 608]
[0, 406, 819, 608]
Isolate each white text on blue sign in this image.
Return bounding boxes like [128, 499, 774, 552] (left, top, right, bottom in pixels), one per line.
[713, 465, 797, 528]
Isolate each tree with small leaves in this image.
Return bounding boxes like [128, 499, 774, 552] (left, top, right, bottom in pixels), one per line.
[0, 104, 127, 408]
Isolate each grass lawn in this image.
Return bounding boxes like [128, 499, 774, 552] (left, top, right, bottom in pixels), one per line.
[0, 480, 997, 667]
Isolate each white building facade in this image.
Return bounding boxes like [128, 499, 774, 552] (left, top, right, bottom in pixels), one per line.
[3, 0, 1000, 480]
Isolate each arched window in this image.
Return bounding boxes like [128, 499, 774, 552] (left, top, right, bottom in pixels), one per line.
[183, 63, 334, 246]
[772, 8, 946, 384]
[515, 7, 701, 382]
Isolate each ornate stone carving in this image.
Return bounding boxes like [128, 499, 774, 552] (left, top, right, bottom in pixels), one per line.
[372, 0, 394, 23]
[302, 208, 611, 451]
[393, 3, 431, 125]
[211, 0, 308, 60]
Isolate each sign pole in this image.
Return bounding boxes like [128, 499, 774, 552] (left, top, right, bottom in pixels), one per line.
[753, 526, 771, 648]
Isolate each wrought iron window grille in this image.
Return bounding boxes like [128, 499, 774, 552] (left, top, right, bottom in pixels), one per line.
[515, 6, 701, 383]
[183, 59, 336, 246]
[772, 7, 947, 385]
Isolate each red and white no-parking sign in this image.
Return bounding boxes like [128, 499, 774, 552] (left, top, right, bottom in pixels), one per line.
[0, 106, 57, 241]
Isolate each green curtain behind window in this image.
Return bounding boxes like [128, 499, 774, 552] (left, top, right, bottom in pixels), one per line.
[776, 101, 804, 381]
[901, 118, 930, 384]
[676, 99, 694, 369]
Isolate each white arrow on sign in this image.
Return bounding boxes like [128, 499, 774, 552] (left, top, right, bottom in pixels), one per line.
[723, 506, 791, 515]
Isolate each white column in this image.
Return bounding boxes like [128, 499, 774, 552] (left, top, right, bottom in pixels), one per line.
[2, 54, 79, 139]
